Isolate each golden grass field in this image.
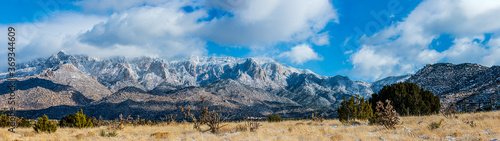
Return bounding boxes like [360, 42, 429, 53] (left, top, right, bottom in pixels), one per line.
[0, 111, 498, 141]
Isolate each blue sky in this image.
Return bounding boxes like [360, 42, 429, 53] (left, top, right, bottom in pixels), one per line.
[2, 0, 500, 82]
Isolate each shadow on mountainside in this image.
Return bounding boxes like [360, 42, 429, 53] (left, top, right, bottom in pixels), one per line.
[0, 78, 72, 95]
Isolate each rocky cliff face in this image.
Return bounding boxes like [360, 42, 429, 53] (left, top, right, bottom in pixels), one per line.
[0, 51, 374, 119]
[1, 52, 498, 120]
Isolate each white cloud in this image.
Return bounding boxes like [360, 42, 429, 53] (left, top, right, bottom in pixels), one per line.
[442, 37, 487, 63]
[74, 0, 170, 12]
[350, 0, 500, 81]
[79, 2, 208, 58]
[311, 32, 330, 46]
[0, 12, 107, 62]
[351, 46, 402, 80]
[76, 0, 337, 55]
[1, 0, 337, 71]
[279, 44, 322, 64]
[196, 0, 337, 47]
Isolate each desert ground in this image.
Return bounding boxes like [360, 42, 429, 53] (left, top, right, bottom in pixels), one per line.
[0, 111, 498, 141]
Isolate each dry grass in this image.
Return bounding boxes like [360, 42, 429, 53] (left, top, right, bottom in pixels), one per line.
[150, 132, 170, 139]
[0, 111, 498, 140]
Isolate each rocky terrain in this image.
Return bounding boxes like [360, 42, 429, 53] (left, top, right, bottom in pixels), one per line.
[0, 51, 498, 120]
[406, 63, 500, 107]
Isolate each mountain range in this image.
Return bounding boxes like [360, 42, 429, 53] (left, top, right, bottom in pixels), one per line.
[0, 51, 498, 120]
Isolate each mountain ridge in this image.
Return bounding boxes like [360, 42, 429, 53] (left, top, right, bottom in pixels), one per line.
[1, 51, 498, 120]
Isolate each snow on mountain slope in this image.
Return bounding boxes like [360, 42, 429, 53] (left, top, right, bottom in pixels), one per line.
[1, 51, 373, 104]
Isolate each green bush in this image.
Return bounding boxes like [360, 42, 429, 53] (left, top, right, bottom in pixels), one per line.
[59, 109, 93, 128]
[275, 114, 282, 122]
[267, 114, 282, 122]
[100, 129, 118, 137]
[33, 115, 57, 133]
[0, 112, 9, 127]
[17, 117, 31, 128]
[369, 83, 440, 116]
[429, 119, 444, 130]
[338, 95, 374, 123]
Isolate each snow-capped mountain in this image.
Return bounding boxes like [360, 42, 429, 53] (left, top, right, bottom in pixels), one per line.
[0, 51, 375, 119]
[1, 51, 498, 120]
[2, 51, 373, 102]
[406, 63, 500, 107]
[370, 74, 412, 94]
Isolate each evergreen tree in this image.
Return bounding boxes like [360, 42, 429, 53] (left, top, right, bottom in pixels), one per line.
[369, 82, 440, 116]
[338, 95, 374, 122]
[33, 115, 57, 133]
[59, 109, 93, 128]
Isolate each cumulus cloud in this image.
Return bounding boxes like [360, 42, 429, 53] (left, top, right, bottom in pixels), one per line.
[0, 12, 107, 62]
[350, 0, 500, 81]
[198, 0, 337, 47]
[2, 0, 337, 71]
[279, 44, 322, 64]
[75, 0, 337, 58]
[79, 1, 208, 57]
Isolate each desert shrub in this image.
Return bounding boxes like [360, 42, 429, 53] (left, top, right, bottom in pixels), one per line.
[17, 117, 31, 128]
[59, 114, 77, 127]
[99, 129, 118, 137]
[267, 115, 274, 122]
[248, 122, 261, 132]
[442, 104, 458, 118]
[376, 100, 400, 129]
[235, 124, 247, 132]
[91, 116, 103, 127]
[131, 115, 159, 126]
[338, 95, 374, 123]
[108, 130, 118, 137]
[311, 112, 324, 122]
[463, 119, 476, 128]
[370, 83, 440, 116]
[0, 111, 9, 127]
[151, 132, 170, 139]
[22, 132, 36, 137]
[87, 131, 96, 136]
[164, 114, 177, 125]
[179, 96, 227, 133]
[33, 115, 57, 133]
[267, 114, 282, 122]
[275, 114, 282, 122]
[99, 129, 106, 137]
[59, 109, 93, 128]
[429, 119, 444, 130]
[205, 106, 225, 133]
[75, 133, 85, 139]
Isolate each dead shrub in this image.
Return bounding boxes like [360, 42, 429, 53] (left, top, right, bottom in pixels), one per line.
[151, 132, 170, 139]
[179, 96, 228, 133]
[248, 122, 261, 132]
[442, 104, 458, 118]
[329, 134, 344, 141]
[22, 132, 36, 137]
[376, 100, 400, 130]
[235, 124, 247, 132]
[75, 133, 85, 139]
[312, 112, 324, 122]
[87, 131, 96, 137]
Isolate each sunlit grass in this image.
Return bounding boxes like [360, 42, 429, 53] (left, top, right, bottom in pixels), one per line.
[0, 111, 498, 140]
